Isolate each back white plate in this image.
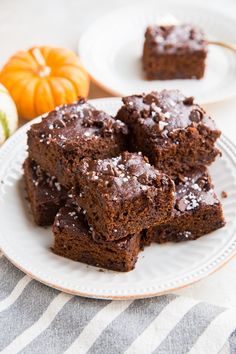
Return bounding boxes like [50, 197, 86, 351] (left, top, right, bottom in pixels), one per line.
[79, 2, 236, 104]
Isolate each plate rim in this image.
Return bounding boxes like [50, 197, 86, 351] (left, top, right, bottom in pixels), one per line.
[78, 2, 236, 105]
[0, 97, 236, 300]
[2, 249, 236, 300]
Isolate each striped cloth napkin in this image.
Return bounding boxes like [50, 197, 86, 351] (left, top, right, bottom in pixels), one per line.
[0, 254, 236, 354]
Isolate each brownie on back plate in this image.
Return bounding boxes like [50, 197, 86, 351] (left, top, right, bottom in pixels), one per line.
[142, 24, 207, 80]
[52, 207, 141, 272]
[116, 90, 221, 177]
[23, 158, 68, 226]
[143, 168, 225, 245]
[27, 99, 128, 187]
[74, 151, 175, 242]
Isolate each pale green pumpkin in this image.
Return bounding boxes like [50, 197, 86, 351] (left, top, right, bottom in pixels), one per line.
[0, 83, 18, 145]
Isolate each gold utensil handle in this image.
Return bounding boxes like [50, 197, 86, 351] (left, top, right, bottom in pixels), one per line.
[208, 40, 236, 52]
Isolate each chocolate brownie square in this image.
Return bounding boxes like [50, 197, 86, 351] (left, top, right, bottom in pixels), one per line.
[74, 151, 175, 241]
[143, 168, 225, 244]
[142, 24, 207, 80]
[117, 90, 221, 177]
[27, 99, 128, 187]
[52, 207, 141, 272]
[23, 158, 68, 226]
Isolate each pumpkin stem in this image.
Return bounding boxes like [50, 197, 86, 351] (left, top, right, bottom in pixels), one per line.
[31, 47, 51, 77]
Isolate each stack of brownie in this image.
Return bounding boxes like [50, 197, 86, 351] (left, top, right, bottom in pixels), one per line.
[24, 90, 225, 272]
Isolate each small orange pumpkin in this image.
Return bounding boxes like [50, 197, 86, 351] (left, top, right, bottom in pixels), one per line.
[0, 46, 90, 120]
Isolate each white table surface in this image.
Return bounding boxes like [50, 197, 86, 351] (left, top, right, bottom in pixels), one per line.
[0, 0, 236, 307]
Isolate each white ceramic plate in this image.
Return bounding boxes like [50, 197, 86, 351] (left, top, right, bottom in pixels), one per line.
[0, 98, 236, 300]
[79, 2, 236, 104]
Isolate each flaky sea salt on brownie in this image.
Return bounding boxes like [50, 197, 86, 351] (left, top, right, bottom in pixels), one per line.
[27, 99, 128, 187]
[142, 24, 207, 80]
[52, 207, 141, 272]
[23, 158, 68, 226]
[117, 90, 221, 177]
[74, 151, 175, 242]
[143, 168, 225, 245]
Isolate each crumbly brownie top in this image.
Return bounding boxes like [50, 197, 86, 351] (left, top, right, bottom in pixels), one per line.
[175, 169, 219, 212]
[78, 151, 173, 198]
[29, 99, 128, 148]
[121, 90, 217, 138]
[145, 24, 207, 53]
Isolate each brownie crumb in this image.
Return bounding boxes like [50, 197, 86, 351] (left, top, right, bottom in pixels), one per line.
[221, 191, 228, 198]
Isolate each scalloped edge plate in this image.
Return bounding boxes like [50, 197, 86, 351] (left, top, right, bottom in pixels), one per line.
[0, 98, 236, 300]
